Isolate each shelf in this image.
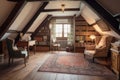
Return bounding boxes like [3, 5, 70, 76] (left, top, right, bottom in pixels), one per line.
[75, 15, 100, 52]
[34, 26, 50, 52]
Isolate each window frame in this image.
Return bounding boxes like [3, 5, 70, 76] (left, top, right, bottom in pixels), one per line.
[55, 23, 71, 38]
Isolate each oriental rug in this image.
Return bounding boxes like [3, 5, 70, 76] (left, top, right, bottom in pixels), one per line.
[38, 53, 115, 76]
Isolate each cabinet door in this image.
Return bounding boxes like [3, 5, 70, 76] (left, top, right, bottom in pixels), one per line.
[118, 55, 120, 72]
[111, 52, 119, 74]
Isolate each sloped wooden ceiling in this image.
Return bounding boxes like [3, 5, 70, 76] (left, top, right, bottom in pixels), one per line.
[0, 0, 120, 41]
[15, 2, 49, 43]
[85, 0, 120, 34]
[1, 1, 42, 40]
[0, 0, 26, 39]
[0, 0, 16, 26]
[97, 0, 120, 16]
[1, 0, 81, 41]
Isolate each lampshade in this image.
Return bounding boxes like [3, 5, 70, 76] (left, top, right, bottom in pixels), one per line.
[90, 35, 96, 40]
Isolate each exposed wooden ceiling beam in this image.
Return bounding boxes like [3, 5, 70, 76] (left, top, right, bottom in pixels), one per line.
[52, 16, 74, 19]
[85, 0, 120, 35]
[7, 30, 33, 34]
[15, 2, 49, 44]
[7, 30, 19, 33]
[0, 1, 27, 39]
[31, 15, 52, 38]
[43, 8, 80, 12]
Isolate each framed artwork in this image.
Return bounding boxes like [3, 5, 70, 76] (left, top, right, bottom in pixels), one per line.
[96, 20, 110, 31]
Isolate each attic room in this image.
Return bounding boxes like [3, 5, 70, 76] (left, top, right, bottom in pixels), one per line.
[0, 0, 120, 80]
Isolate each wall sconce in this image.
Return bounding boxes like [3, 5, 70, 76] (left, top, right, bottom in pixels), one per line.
[61, 4, 65, 12]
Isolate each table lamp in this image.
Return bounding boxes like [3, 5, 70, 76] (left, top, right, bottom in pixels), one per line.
[90, 35, 96, 44]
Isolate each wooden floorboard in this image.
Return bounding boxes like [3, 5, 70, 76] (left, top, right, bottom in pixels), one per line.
[0, 51, 117, 80]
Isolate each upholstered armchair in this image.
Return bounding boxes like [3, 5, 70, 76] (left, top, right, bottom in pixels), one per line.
[84, 36, 113, 62]
[6, 38, 28, 66]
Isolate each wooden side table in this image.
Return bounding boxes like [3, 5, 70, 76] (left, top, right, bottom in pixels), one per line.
[75, 47, 85, 53]
[110, 43, 120, 80]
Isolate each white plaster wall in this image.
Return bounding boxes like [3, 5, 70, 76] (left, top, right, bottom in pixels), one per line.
[9, 2, 41, 31]
[22, 14, 48, 41]
[2, 2, 41, 40]
[93, 24, 120, 39]
[81, 5, 100, 25]
[28, 13, 47, 32]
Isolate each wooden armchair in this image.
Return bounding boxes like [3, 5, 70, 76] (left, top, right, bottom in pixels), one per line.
[6, 38, 28, 66]
[84, 36, 113, 62]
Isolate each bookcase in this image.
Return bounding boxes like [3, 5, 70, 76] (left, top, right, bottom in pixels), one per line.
[75, 16, 100, 52]
[34, 26, 50, 52]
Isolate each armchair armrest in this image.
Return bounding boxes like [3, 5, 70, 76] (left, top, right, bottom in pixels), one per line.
[13, 50, 28, 57]
[94, 46, 107, 57]
[95, 46, 106, 52]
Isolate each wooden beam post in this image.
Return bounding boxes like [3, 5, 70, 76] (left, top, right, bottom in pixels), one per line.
[42, 8, 80, 12]
[15, 2, 49, 43]
[0, 1, 27, 39]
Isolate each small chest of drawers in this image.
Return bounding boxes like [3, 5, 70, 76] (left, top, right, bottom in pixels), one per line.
[110, 43, 120, 74]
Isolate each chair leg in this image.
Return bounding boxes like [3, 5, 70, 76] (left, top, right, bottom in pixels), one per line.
[24, 58, 26, 66]
[84, 54, 85, 58]
[93, 57, 95, 62]
[8, 57, 11, 65]
[12, 58, 14, 64]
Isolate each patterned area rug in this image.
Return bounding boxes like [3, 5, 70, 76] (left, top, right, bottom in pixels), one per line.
[38, 53, 115, 76]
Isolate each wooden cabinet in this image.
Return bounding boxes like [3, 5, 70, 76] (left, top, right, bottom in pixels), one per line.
[36, 45, 49, 52]
[34, 26, 50, 52]
[75, 47, 85, 53]
[111, 51, 119, 74]
[111, 43, 120, 74]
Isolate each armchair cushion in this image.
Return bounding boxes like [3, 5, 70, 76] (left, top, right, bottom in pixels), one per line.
[84, 50, 95, 57]
[84, 36, 113, 62]
[21, 50, 28, 57]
